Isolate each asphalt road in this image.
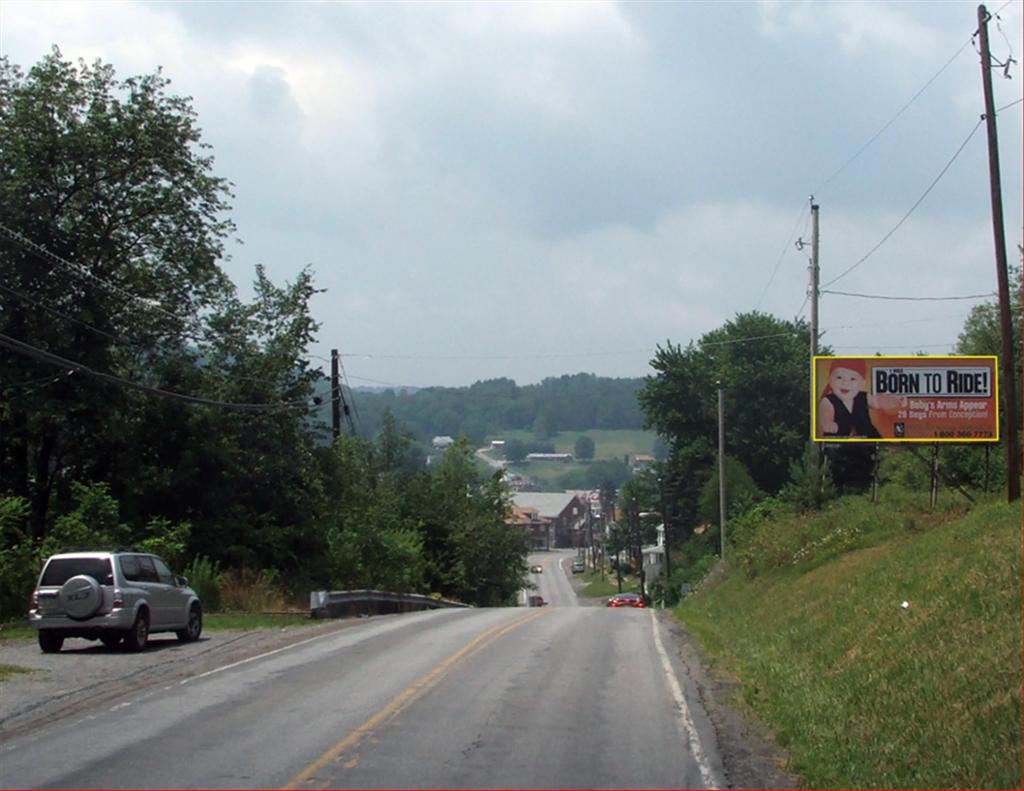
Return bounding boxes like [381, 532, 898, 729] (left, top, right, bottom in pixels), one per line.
[1, 602, 725, 789]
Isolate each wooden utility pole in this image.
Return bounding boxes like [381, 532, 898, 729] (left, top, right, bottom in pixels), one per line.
[809, 202, 820, 363]
[717, 383, 726, 561]
[978, 5, 1021, 501]
[331, 348, 341, 441]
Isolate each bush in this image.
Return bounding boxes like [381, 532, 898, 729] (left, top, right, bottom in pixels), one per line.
[183, 555, 222, 612]
[0, 496, 41, 622]
[219, 567, 287, 612]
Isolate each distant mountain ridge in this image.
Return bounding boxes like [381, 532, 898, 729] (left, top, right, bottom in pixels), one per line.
[317, 372, 647, 443]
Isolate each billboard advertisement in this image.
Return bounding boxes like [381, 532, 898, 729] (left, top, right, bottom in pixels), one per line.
[812, 356, 999, 443]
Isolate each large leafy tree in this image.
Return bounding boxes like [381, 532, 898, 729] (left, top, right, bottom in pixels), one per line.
[639, 312, 814, 537]
[0, 49, 235, 537]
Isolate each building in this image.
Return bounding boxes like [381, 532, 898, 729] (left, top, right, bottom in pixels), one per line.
[525, 452, 573, 462]
[506, 506, 552, 550]
[431, 436, 455, 450]
[628, 453, 656, 470]
[510, 492, 590, 549]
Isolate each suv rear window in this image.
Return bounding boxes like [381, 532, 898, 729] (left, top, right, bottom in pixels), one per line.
[40, 558, 114, 586]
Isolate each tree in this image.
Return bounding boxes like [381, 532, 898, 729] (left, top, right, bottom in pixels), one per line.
[0, 49, 235, 538]
[504, 439, 528, 463]
[640, 313, 814, 495]
[574, 435, 595, 461]
[696, 456, 765, 527]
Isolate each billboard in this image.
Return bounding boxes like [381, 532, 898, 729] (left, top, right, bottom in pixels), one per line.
[812, 356, 999, 443]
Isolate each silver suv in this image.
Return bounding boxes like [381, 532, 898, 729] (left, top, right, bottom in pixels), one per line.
[29, 551, 202, 653]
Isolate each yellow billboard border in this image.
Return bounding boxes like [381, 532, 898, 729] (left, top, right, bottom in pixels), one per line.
[811, 355, 1000, 444]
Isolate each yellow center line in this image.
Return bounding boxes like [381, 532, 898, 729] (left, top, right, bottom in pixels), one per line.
[282, 609, 547, 790]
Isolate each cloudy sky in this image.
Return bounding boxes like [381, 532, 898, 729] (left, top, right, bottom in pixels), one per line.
[3, 1, 1022, 388]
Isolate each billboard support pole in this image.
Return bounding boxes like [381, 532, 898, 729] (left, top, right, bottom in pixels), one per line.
[977, 5, 1021, 502]
[871, 445, 880, 504]
[930, 444, 940, 508]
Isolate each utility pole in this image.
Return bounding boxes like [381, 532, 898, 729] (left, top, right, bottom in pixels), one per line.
[810, 202, 820, 363]
[331, 348, 341, 441]
[977, 5, 1021, 502]
[717, 383, 726, 561]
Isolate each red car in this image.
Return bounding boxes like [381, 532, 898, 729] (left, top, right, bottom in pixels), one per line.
[606, 593, 646, 608]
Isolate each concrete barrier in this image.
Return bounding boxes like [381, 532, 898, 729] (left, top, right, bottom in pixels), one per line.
[309, 590, 471, 619]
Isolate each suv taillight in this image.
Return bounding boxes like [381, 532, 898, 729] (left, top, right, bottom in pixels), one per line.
[29, 590, 38, 612]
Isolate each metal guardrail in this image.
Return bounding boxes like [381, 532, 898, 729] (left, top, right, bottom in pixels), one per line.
[309, 590, 471, 619]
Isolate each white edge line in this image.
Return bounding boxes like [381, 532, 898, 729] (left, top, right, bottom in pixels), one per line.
[179, 628, 342, 685]
[650, 609, 719, 789]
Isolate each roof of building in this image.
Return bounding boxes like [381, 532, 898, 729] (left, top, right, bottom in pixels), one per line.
[510, 492, 585, 519]
[505, 506, 552, 527]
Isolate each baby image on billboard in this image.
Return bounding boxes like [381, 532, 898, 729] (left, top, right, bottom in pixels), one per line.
[812, 356, 999, 443]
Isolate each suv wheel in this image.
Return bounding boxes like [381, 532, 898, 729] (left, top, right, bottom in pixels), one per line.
[176, 604, 202, 643]
[38, 630, 64, 653]
[123, 611, 149, 652]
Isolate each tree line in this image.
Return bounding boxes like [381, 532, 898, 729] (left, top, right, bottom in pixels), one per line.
[344, 373, 646, 445]
[621, 279, 1021, 603]
[0, 50, 527, 618]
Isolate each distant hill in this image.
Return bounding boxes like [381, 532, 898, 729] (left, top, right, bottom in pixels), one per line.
[323, 373, 646, 443]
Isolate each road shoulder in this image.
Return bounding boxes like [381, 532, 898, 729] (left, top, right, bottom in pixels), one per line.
[661, 614, 801, 789]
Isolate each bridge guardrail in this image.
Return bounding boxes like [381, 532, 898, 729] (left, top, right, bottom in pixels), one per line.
[310, 590, 471, 619]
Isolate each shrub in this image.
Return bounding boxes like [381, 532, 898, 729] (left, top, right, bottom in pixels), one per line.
[219, 567, 287, 612]
[0, 496, 41, 622]
[184, 555, 222, 612]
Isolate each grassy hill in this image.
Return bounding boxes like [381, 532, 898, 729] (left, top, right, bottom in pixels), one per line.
[675, 493, 1022, 789]
[483, 429, 657, 490]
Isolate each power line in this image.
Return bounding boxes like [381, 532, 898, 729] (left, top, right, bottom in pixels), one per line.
[755, 199, 811, 310]
[831, 342, 958, 351]
[997, 97, 1023, 113]
[0, 283, 312, 391]
[0, 332, 313, 412]
[0, 282, 119, 342]
[0, 222, 209, 343]
[821, 289, 996, 302]
[812, 36, 974, 197]
[699, 331, 798, 349]
[824, 311, 974, 331]
[341, 348, 654, 361]
[823, 117, 985, 288]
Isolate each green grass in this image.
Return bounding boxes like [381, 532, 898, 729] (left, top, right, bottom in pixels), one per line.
[483, 429, 657, 491]
[0, 663, 33, 682]
[203, 612, 315, 630]
[578, 568, 640, 598]
[0, 613, 316, 641]
[488, 429, 656, 461]
[0, 623, 33, 641]
[676, 498, 1022, 789]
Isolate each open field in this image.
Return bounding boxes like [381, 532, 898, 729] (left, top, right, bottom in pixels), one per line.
[485, 429, 657, 460]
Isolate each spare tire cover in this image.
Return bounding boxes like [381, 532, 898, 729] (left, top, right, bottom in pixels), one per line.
[59, 575, 103, 620]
